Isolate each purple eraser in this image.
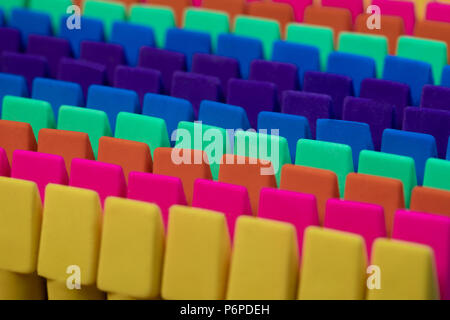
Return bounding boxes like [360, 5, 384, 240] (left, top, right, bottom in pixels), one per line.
[191, 53, 240, 96]
[1, 52, 48, 89]
[360, 78, 410, 129]
[58, 57, 106, 97]
[80, 40, 124, 85]
[171, 71, 222, 118]
[114, 66, 162, 106]
[138, 46, 186, 94]
[27, 34, 71, 79]
[249, 59, 298, 103]
[343, 96, 394, 150]
[421, 85, 450, 112]
[403, 107, 450, 159]
[303, 71, 353, 119]
[282, 90, 332, 139]
[227, 78, 278, 128]
[0, 28, 21, 54]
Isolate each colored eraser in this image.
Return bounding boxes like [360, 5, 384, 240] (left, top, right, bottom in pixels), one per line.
[282, 90, 332, 139]
[227, 216, 298, 300]
[258, 187, 319, 256]
[183, 8, 229, 52]
[0, 73, 28, 115]
[234, 15, 280, 60]
[58, 15, 104, 58]
[426, 1, 450, 24]
[316, 119, 373, 171]
[272, 40, 320, 87]
[191, 53, 239, 96]
[227, 79, 277, 128]
[9, 8, 51, 46]
[372, 0, 415, 35]
[327, 51, 376, 96]
[114, 112, 170, 157]
[29, 0, 71, 33]
[2, 96, 55, 140]
[11, 150, 68, 201]
[198, 100, 250, 131]
[322, 0, 363, 23]
[397, 36, 447, 86]
[97, 197, 164, 299]
[258, 111, 310, 163]
[83, 0, 125, 40]
[171, 71, 221, 118]
[423, 158, 450, 192]
[343, 96, 394, 151]
[303, 71, 353, 120]
[1, 52, 47, 90]
[142, 93, 194, 144]
[298, 226, 366, 300]
[127, 171, 187, 229]
[114, 66, 162, 106]
[0, 28, 21, 54]
[249, 59, 298, 102]
[218, 154, 277, 215]
[383, 55, 433, 106]
[325, 199, 386, 257]
[80, 40, 125, 85]
[338, 32, 388, 78]
[27, 35, 71, 78]
[360, 78, 410, 129]
[421, 85, 450, 112]
[110, 21, 154, 67]
[381, 129, 437, 185]
[98, 136, 152, 182]
[0, 120, 36, 165]
[192, 179, 252, 241]
[32, 78, 84, 120]
[153, 148, 212, 205]
[37, 184, 102, 285]
[247, 1, 293, 37]
[296, 139, 354, 197]
[138, 46, 186, 94]
[393, 209, 450, 300]
[217, 33, 263, 79]
[345, 173, 405, 236]
[37, 128, 94, 172]
[411, 186, 450, 217]
[0, 177, 41, 273]
[367, 238, 439, 300]
[58, 58, 106, 98]
[162, 206, 230, 300]
[165, 28, 211, 71]
[403, 107, 450, 159]
[280, 164, 340, 225]
[86, 85, 139, 133]
[57, 105, 112, 159]
[69, 158, 126, 206]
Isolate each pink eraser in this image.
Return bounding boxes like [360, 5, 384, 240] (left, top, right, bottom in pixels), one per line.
[426, 2, 450, 24]
[393, 209, 450, 300]
[11, 150, 68, 202]
[273, 0, 313, 22]
[192, 0, 202, 6]
[258, 187, 319, 256]
[127, 171, 187, 228]
[69, 158, 126, 207]
[372, 0, 415, 35]
[324, 198, 386, 258]
[192, 179, 252, 240]
[322, 0, 363, 23]
[0, 147, 10, 177]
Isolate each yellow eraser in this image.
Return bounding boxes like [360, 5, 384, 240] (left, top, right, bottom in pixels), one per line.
[37, 184, 102, 285]
[367, 238, 439, 300]
[298, 227, 367, 300]
[161, 205, 231, 300]
[226, 216, 299, 300]
[0, 177, 42, 274]
[0, 270, 46, 300]
[97, 197, 164, 299]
